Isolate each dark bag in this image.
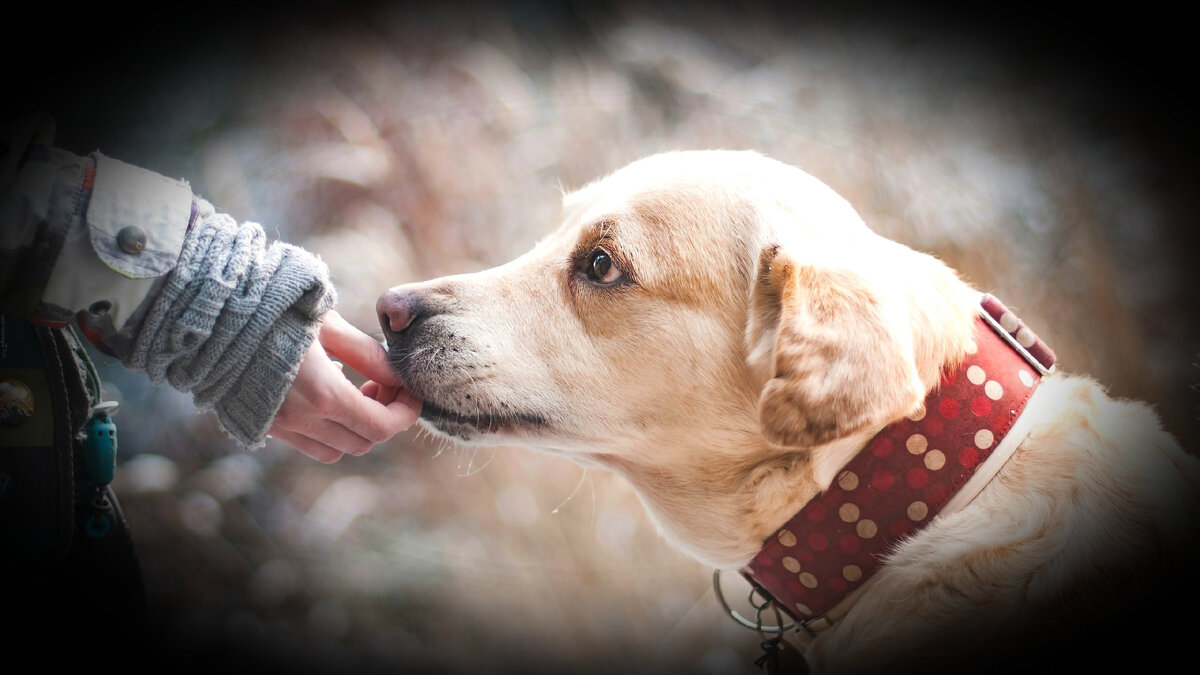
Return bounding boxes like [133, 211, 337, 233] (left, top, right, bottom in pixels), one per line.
[0, 311, 145, 641]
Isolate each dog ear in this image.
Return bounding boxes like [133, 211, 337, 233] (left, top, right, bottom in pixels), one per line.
[747, 244, 926, 448]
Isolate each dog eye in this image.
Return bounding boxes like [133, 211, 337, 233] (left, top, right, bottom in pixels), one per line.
[586, 249, 622, 284]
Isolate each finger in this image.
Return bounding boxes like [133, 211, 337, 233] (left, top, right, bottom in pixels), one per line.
[361, 381, 407, 406]
[286, 351, 415, 448]
[318, 310, 405, 387]
[328, 385, 422, 441]
[268, 426, 344, 464]
[277, 401, 379, 456]
[391, 387, 422, 414]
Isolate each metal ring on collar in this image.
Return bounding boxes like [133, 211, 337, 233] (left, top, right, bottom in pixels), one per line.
[712, 569, 796, 635]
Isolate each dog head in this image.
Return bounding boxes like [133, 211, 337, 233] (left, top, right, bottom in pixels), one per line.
[379, 150, 976, 564]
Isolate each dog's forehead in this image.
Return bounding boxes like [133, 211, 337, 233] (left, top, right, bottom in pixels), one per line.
[562, 152, 768, 241]
[548, 150, 877, 297]
[564, 150, 757, 213]
[560, 186, 753, 272]
[559, 150, 861, 244]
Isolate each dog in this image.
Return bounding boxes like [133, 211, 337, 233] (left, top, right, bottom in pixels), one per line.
[377, 150, 1200, 673]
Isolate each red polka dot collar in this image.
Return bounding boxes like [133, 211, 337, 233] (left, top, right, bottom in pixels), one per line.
[743, 294, 1057, 634]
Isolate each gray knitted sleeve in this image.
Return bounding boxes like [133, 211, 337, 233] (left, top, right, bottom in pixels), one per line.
[122, 209, 336, 448]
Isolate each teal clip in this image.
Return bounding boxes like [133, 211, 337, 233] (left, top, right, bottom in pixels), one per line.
[82, 401, 119, 486]
[85, 514, 112, 538]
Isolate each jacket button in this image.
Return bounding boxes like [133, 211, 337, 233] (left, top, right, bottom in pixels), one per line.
[117, 226, 147, 254]
[0, 378, 35, 426]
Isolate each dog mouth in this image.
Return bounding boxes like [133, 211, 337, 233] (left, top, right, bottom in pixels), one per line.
[416, 396, 550, 440]
[384, 331, 550, 441]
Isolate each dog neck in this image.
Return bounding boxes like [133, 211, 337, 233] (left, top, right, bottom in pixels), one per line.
[593, 423, 806, 568]
[742, 294, 1056, 628]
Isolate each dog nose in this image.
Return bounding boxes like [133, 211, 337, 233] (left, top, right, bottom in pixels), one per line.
[377, 288, 418, 343]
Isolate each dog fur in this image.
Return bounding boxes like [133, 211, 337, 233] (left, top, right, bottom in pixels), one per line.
[378, 150, 1200, 673]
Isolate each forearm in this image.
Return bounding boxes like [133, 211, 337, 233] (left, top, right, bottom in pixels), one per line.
[1, 114, 336, 448]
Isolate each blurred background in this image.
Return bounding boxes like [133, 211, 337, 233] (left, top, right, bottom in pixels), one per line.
[7, 2, 1198, 673]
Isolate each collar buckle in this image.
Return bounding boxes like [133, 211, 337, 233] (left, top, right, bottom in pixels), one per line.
[978, 294, 1057, 376]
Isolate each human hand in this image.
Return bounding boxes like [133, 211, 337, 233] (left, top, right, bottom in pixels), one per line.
[268, 310, 421, 462]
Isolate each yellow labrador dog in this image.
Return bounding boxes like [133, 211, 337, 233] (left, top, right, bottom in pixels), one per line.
[377, 151, 1200, 673]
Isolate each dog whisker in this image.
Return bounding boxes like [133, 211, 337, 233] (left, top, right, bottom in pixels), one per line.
[550, 467, 589, 515]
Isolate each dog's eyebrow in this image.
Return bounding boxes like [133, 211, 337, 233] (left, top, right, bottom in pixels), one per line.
[589, 217, 619, 240]
[572, 218, 621, 255]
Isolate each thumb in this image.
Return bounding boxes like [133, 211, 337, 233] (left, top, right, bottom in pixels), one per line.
[317, 309, 406, 387]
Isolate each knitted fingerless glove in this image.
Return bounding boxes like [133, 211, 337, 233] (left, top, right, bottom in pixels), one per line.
[123, 205, 335, 447]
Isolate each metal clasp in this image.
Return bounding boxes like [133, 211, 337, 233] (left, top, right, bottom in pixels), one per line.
[711, 569, 798, 637]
